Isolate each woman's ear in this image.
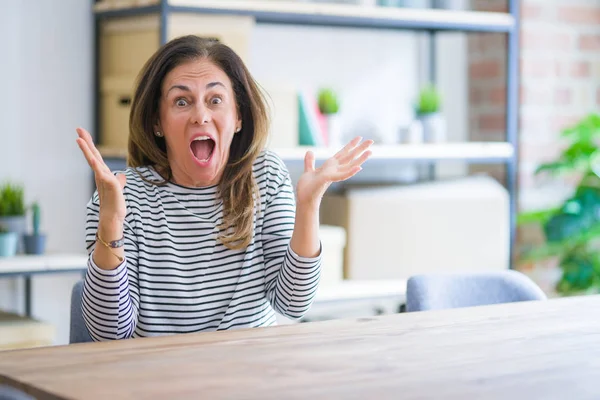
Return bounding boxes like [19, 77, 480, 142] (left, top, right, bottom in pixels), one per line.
[154, 122, 163, 138]
[235, 117, 242, 134]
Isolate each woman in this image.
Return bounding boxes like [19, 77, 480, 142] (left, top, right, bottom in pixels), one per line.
[76, 35, 372, 341]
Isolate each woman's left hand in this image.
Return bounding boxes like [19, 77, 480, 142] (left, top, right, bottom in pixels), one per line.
[296, 137, 374, 208]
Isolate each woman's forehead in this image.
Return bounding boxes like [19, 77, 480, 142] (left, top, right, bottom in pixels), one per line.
[163, 59, 231, 90]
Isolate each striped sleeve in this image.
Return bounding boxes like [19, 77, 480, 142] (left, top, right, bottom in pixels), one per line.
[262, 156, 321, 320]
[82, 187, 140, 341]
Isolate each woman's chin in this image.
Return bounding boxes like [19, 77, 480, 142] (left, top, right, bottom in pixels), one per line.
[187, 157, 220, 187]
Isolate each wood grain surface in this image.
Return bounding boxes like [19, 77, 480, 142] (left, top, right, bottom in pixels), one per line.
[1, 295, 600, 400]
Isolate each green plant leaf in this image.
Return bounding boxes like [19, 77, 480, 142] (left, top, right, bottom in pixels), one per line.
[317, 88, 340, 115]
[415, 85, 441, 115]
[517, 207, 559, 225]
[0, 182, 25, 217]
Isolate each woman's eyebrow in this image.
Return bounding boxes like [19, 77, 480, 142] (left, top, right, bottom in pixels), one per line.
[167, 84, 191, 95]
[167, 82, 225, 94]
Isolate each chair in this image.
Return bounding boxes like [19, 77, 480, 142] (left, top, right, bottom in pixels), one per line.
[0, 385, 35, 400]
[70, 280, 94, 344]
[405, 270, 547, 312]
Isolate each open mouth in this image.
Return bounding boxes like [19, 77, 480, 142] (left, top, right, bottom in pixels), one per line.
[190, 136, 215, 164]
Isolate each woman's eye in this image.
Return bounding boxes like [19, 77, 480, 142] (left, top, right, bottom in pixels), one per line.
[210, 96, 222, 105]
[176, 98, 189, 107]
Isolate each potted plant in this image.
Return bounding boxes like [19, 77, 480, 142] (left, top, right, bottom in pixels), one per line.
[0, 182, 26, 253]
[517, 113, 600, 296]
[24, 202, 46, 255]
[415, 85, 446, 143]
[318, 88, 343, 148]
[0, 223, 18, 257]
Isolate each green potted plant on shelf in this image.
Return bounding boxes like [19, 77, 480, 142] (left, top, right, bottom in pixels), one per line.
[0, 182, 26, 253]
[517, 113, 600, 295]
[318, 87, 343, 148]
[0, 223, 18, 257]
[415, 84, 446, 143]
[24, 202, 46, 255]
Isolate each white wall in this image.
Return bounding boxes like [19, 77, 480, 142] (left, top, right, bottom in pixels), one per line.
[0, 2, 466, 345]
[0, 0, 93, 344]
[250, 25, 467, 184]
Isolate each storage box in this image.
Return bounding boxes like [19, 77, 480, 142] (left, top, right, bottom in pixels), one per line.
[320, 176, 510, 280]
[98, 13, 255, 151]
[319, 225, 346, 286]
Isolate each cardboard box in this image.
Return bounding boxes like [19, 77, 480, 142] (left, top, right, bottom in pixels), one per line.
[0, 311, 55, 350]
[320, 176, 510, 280]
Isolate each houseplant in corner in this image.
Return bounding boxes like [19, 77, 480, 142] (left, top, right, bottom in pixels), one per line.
[0, 182, 26, 253]
[517, 113, 600, 296]
[0, 223, 18, 257]
[24, 202, 46, 255]
[415, 85, 446, 143]
[318, 87, 342, 148]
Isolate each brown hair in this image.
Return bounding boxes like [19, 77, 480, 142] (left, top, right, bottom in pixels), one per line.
[128, 35, 269, 250]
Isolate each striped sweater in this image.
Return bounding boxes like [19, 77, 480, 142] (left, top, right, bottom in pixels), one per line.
[83, 150, 322, 341]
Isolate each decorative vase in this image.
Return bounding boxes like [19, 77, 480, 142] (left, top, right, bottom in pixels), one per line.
[0, 216, 26, 253]
[24, 234, 47, 255]
[326, 114, 344, 148]
[418, 112, 447, 143]
[0, 232, 19, 257]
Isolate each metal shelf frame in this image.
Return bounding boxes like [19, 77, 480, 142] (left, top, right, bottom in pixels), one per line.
[92, 0, 521, 266]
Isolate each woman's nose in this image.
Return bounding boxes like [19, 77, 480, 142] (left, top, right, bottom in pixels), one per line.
[192, 103, 211, 125]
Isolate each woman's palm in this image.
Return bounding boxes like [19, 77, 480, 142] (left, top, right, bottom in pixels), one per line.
[76, 128, 127, 222]
[296, 137, 373, 206]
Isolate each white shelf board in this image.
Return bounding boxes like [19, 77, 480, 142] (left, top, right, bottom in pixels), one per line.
[269, 142, 514, 162]
[99, 142, 514, 163]
[0, 254, 88, 275]
[94, 0, 514, 32]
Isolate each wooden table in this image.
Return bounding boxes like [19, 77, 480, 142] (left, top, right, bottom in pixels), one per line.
[1, 295, 599, 399]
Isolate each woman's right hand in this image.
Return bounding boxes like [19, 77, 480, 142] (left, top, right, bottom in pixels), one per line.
[76, 127, 127, 226]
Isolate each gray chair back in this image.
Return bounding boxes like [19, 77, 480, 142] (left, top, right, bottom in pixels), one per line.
[0, 385, 35, 400]
[70, 280, 94, 344]
[405, 270, 547, 312]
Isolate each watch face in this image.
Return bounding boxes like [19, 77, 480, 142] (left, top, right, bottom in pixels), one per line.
[108, 237, 125, 248]
[96, 232, 124, 248]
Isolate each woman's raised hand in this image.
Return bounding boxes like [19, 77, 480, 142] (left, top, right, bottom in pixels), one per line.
[296, 136, 373, 208]
[76, 128, 127, 225]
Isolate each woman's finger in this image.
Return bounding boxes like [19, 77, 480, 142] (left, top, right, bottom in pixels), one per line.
[77, 139, 117, 188]
[348, 150, 372, 168]
[304, 150, 316, 174]
[76, 128, 111, 174]
[76, 128, 106, 164]
[76, 138, 102, 174]
[333, 136, 362, 160]
[338, 139, 374, 164]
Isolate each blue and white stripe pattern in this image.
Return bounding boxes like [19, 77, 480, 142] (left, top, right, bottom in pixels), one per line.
[82, 151, 321, 341]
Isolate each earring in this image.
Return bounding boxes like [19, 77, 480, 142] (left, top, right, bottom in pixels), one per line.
[235, 127, 241, 133]
[155, 131, 163, 137]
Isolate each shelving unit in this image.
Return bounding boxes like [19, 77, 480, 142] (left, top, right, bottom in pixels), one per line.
[92, 0, 520, 265]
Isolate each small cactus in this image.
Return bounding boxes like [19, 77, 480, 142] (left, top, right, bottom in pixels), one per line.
[32, 202, 40, 235]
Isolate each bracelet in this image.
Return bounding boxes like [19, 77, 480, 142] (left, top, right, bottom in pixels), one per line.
[96, 232, 124, 263]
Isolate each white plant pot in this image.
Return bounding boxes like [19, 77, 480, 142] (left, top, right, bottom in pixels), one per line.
[418, 113, 446, 143]
[327, 114, 344, 149]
